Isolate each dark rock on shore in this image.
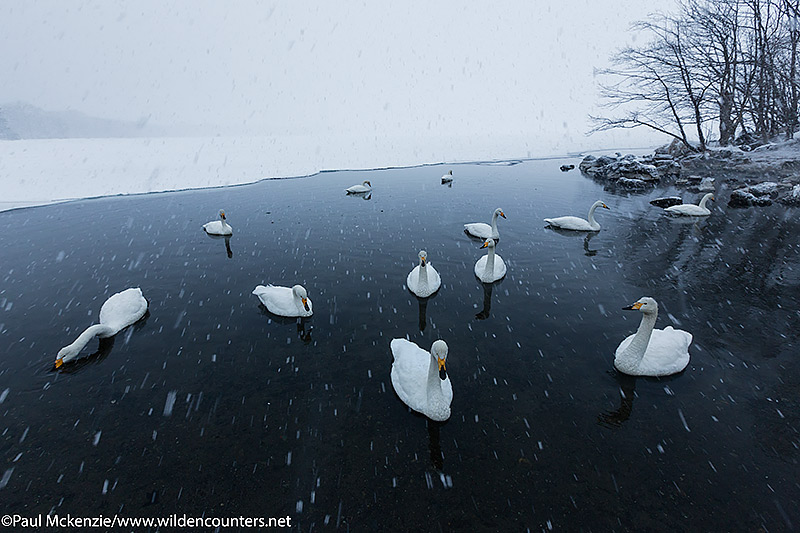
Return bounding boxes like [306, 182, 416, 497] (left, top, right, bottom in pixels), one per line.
[579, 153, 678, 189]
[560, 164, 575, 172]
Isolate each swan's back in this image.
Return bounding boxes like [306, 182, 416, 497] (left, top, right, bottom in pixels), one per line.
[464, 223, 494, 239]
[98, 288, 148, 334]
[615, 326, 692, 376]
[665, 204, 709, 216]
[390, 339, 453, 419]
[474, 254, 507, 283]
[253, 284, 313, 317]
[407, 265, 442, 298]
[544, 216, 594, 231]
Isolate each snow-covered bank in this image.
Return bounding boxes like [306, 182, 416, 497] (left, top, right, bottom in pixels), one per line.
[0, 134, 604, 212]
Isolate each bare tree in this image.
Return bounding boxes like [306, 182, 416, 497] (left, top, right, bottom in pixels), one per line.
[592, 14, 713, 151]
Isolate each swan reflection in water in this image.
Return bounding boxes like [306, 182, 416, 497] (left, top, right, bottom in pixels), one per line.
[546, 226, 600, 257]
[415, 291, 440, 332]
[418, 297, 428, 331]
[347, 191, 372, 201]
[204, 233, 233, 258]
[597, 373, 636, 429]
[475, 282, 495, 320]
[257, 305, 313, 345]
[428, 419, 444, 470]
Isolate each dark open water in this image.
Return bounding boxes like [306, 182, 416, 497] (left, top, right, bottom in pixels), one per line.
[0, 159, 798, 531]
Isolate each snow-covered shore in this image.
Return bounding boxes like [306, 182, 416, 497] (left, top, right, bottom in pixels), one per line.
[0, 134, 587, 212]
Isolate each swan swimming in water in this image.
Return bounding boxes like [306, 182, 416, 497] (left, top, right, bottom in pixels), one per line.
[665, 193, 714, 216]
[474, 238, 506, 283]
[55, 288, 148, 368]
[252, 284, 313, 317]
[203, 210, 233, 236]
[544, 200, 609, 231]
[464, 208, 506, 240]
[441, 170, 453, 184]
[407, 250, 441, 298]
[390, 338, 452, 421]
[614, 297, 692, 377]
[346, 180, 372, 194]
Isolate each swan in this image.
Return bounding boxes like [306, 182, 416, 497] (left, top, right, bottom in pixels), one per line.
[544, 200, 609, 231]
[441, 170, 453, 184]
[406, 250, 442, 298]
[614, 297, 692, 377]
[55, 288, 148, 368]
[346, 180, 372, 194]
[665, 193, 714, 216]
[252, 284, 313, 317]
[390, 339, 452, 421]
[203, 210, 233, 236]
[464, 208, 506, 239]
[474, 238, 506, 283]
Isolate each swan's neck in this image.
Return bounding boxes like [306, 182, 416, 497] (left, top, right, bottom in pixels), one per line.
[620, 312, 657, 365]
[484, 246, 495, 276]
[699, 195, 711, 209]
[587, 203, 600, 226]
[426, 355, 445, 405]
[63, 324, 114, 356]
[418, 263, 429, 289]
[490, 212, 499, 233]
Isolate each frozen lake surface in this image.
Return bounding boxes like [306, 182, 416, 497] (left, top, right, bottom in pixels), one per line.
[0, 159, 798, 530]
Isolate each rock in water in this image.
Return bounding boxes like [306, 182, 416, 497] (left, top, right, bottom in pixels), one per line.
[650, 196, 683, 208]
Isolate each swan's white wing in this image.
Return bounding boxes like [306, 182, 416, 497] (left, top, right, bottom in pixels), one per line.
[638, 327, 692, 376]
[406, 266, 421, 293]
[390, 339, 430, 413]
[493, 255, 507, 280]
[665, 205, 709, 216]
[252, 285, 296, 316]
[203, 221, 232, 235]
[544, 216, 593, 231]
[98, 288, 148, 334]
[464, 223, 493, 239]
[475, 255, 506, 282]
[427, 264, 442, 292]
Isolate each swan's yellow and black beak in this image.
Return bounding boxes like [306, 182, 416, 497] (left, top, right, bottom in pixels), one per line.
[500, 210, 507, 219]
[622, 302, 643, 310]
[221, 211, 226, 219]
[55, 358, 64, 369]
[602, 203, 610, 210]
[438, 357, 447, 380]
[302, 298, 310, 312]
[480, 241, 489, 249]
[421, 257, 426, 266]
[366, 181, 371, 186]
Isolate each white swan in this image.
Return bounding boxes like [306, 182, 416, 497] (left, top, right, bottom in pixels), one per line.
[545, 200, 609, 231]
[665, 193, 714, 216]
[56, 288, 148, 368]
[464, 208, 506, 239]
[406, 250, 441, 298]
[614, 297, 692, 377]
[252, 284, 313, 317]
[441, 170, 453, 184]
[346, 180, 372, 194]
[474, 238, 506, 283]
[390, 339, 452, 421]
[203, 210, 233, 236]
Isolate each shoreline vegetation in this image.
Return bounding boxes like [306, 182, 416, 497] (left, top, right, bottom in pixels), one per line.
[586, 0, 800, 207]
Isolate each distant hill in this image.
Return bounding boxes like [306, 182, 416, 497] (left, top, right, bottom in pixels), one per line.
[0, 102, 165, 140]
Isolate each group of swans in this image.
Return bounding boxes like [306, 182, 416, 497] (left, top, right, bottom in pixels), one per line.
[55, 175, 695, 425]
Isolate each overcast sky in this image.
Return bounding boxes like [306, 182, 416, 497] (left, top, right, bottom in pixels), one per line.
[0, 1, 673, 149]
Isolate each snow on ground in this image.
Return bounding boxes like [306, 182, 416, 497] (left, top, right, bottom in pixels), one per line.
[0, 134, 586, 212]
